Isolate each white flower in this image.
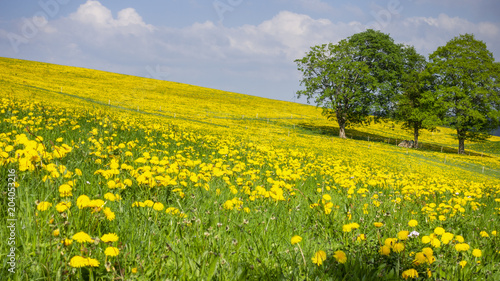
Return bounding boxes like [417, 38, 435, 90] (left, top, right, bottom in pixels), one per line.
[409, 231, 420, 238]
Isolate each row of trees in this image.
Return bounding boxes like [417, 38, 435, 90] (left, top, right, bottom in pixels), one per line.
[295, 30, 499, 154]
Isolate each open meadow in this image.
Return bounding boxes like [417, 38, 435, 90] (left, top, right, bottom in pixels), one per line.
[1, 57, 500, 280]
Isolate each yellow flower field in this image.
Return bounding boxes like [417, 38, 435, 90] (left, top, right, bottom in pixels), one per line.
[0, 57, 499, 280]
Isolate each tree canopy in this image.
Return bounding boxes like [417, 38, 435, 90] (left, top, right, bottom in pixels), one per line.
[427, 33, 500, 153]
[295, 29, 403, 138]
[392, 45, 441, 148]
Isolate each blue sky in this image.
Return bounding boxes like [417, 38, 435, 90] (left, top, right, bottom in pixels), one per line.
[1, 0, 499, 103]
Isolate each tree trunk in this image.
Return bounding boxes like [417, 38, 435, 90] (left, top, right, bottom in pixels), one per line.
[339, 124, 346, 139]
[457, 128, 466, 154]
[337, 115, 346, 139]
[413, 125, 419, 149]
[458, 138, 465, 154]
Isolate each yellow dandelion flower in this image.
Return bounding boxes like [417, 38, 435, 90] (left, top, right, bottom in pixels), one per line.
[107, 180, 116, 189]
[56, 201, 71, 212]
[37, 201, 52, 211]
[408, 220, 418, 227]
[291, 235, 302, 245]
[72, 231, 93, 243]
[350, 223, 360, 230]
[333, 250, 347, 264]
[472, 249, 482, 258]
[459, 260, 467, 268]
[165, 207, 180, 215]
[124, 179, 133, 187]
[380, 245, 391, 256]
[77, 195, 91, 209]
[87, 199, 105, 208]
[455, 243, 470, 252]
[342, 224, 352, 232]
[69, 256, 87, 268]
[357, 234, 366, 242]
[413, 252, 426, 265]
[153, 202, 164, 211]
[103, 207, 115, 221]
[422, 247, 433, 257]
[421, 236, 431, 244]
[397, 231, 409, 240]
[86, 258, 100, 267]
[384, 238, 398, 248]
[104, 247, 120, 257]
[101, 233, 119, 243]
[342, 222, 360, 232]
[374, 222, 384, 228]
[103, 193, 117, 201]
[441, 232, 454, 244]
[434, 227, 445, 235]
[402, 268, 418, 279]
[479, 231, 489, 238]
[53, 229, 60, 237]
[62, 238, 73, 246]
[58, 184, 72, 197]
[393, 243, 405, 253]
[431, 238, 441, 248]
[311, 250, 326, 266]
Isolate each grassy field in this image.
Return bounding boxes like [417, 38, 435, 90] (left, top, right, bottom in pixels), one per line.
[1, 57, 499, 280]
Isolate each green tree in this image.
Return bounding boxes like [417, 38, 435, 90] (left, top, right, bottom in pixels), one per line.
[393, 45, 441, 148]
[295, 29, 403, 138]
[427, 34, 500, 154]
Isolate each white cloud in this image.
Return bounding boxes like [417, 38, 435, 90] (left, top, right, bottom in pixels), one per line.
[224, 11, 360, 61]
[69, 0, 154, 32]
[388, 13, 500, 56]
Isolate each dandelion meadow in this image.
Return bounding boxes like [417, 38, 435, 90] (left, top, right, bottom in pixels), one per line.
[1, 57, 500, 280]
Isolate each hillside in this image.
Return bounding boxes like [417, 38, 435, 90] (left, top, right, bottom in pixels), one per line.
[1, 57, 500, 280]
[1, 57, 499, 174]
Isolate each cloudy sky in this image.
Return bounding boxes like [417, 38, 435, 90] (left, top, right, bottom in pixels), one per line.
[1, 0, 499, 103]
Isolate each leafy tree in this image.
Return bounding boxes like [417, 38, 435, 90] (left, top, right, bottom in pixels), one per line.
[393, 45, 441, 148]
[348, 30, 404, 119]
[295, 29, 403, 138]
[427, 34, 500, 154]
